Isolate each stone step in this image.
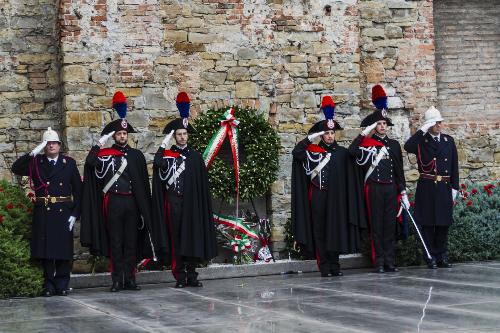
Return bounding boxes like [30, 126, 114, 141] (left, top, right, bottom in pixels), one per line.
[69, 254, 371, 289]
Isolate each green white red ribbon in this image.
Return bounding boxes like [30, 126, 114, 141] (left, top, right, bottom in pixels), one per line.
[202, 108, 240, 195]
[231, 234, 251, 253]
[213, 213, 259, 239]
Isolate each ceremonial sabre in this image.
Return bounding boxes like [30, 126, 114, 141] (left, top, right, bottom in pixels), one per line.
[402, 205, 432, 260]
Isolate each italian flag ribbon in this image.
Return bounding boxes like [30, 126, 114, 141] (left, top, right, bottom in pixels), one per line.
[231, 234, 251, 253]
[213, 213, 259, 239]
[202, 108, 240, 195]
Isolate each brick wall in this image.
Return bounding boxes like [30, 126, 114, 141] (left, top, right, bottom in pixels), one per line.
[434, 0, 500, 180]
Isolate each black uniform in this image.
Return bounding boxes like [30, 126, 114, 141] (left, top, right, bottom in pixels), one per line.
[291, 139, 366, 276]
[404, 130, 459, 265]
[81, 144, 154, 286]
[349, 134, 406, 268]
[151, 145, 217, 284]
[11, 153, 82, 294]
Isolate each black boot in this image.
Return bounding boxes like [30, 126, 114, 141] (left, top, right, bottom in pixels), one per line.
[124, 280, 141, 291]
[385, 265, 399, 272]
[437, 260, 452, 268]
[375, 266, 385, 273]
[427, 259, 437, 269]
[175, 280, 186, 288]
[110, 281, 122, 292]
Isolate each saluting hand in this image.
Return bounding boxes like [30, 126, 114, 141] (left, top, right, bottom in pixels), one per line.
[361, 122, 378, 137]
[98, 131, 115, 147]
[307, 131, 325, 142]
[420, 121, 436, 133]
[30, 140, 47, 156]
[161, 130, 175, 148]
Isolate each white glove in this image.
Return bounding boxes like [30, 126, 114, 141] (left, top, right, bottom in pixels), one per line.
[307, 131, 325, 142]
[361, 122, 378, 136]
[98, 131, 115, 147]
[401, 192, 410, 210]
[68, 216, 76, 231]
[420, 121, 435, 133]
[160, 130, 174, 148]
[30, 140, 47, 156]
[452, 188, 458, 201]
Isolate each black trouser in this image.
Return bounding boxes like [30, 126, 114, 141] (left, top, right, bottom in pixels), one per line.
[366, 182, 398, 267]
[41, 259, 72, 293]
[421, 225, 449, 263]
[167, 194, 199, 283]
[311, 187, 340, 275]
[107, 194, 139, 284]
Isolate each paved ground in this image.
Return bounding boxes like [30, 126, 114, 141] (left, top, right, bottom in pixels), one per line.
[1, 262, 500, 333]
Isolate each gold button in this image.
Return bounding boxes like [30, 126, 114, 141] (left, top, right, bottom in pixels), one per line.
[47, 181, 50, 185]
[60, 182, 63, 186]
[433, 158, 436, 161]
[59, 209, 63, 212]
[47, 207, 50, 211]
[445, 170, 448, 173]
[445, 158, 448, 161]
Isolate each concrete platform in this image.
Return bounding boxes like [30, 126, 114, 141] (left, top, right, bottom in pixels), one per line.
[1, 261, 500, 332]
[70, 254, 369, 289]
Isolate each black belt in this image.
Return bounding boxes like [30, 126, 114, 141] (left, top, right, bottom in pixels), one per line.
[35, 196, 72, 205]
[420, 174, 450, 183]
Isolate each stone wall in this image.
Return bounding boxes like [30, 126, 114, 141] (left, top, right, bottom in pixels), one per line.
[0, 0, 62, 180]
[1, 0, 498, 259]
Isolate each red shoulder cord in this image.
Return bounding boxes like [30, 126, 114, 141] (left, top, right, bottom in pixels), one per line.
[417, 144, 436, 174]
[28, 156, 49, 196]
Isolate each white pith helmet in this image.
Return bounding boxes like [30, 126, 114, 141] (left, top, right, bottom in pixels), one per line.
[423, 106, 444, 125]
[42, 127, 61, 143]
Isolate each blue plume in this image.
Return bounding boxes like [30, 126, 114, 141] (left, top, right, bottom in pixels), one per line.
[114, 103, 127, 118]
[373, 97, 388, 110]
[177, 102, 190, 118]
[322, 105, 335, 120]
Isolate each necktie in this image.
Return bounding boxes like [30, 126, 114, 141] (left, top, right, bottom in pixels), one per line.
[49, 160, 56, 166]
[434, 137, 439, 143]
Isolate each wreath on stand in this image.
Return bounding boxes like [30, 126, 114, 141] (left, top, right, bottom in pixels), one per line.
[190, 106, 281, 264]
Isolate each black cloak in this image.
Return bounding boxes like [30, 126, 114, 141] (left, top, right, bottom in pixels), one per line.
[151, 146, 217, 263]
[291, 139, 367, 255]
[80, 145, 155, 259]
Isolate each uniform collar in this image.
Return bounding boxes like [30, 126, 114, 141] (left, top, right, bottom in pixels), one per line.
[47, 155, 59, 164]
[429, 132, 441, 142]
[372, 133, 389, 144]
[112, 143, 130, 152]
[172, 144, 190, 155]
[319, 140, 337, 152]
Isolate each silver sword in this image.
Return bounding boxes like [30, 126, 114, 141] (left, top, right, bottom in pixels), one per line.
[402, 205, 432, 260]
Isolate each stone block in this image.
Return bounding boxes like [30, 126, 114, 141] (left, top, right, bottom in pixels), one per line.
[117, 87, 143, 97]
[173, 42, 205, 53]
[201, 72, 227, 84]
[385, 25, 403, 39]
[290, 92, 317, 109]
[235, 81, 258, 99]
[284, 63, 308, 77]
[0, 74, 29, 91]
[176, 17, 203, 29]
[0, 117, 21, 129]
[362, 28, 385, 38]
[236, 48, 257, 60]
[63, 65, 89, 83]
[65, 111, 101, 127]
[164, 30, 187, 42]
[188, 32, 216, 44]
[21, 102, 44, 113]
[226, 67, 251, 81]
[17, 53, 53, 64]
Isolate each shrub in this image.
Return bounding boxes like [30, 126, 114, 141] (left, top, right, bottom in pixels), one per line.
[0, 180, 43, 298]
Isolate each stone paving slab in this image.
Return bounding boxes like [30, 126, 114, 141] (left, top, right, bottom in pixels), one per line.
[1, 261, 500, 333]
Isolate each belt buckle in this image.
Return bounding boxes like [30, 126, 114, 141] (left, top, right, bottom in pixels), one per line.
[436, 175, 442, 182]
[50, 197, 57, 204]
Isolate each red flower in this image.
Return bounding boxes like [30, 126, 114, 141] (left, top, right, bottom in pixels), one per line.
[486, 189, 493, 197]
[26, 208, 33, 213]
[462, 192, 469, 198]
[0, 215, 4, 223]
[471, 188, 478, 195]
[460, 183, 467, 189]
[0, 187, 4, 192]
[410, 201, 415, 208]
[6, 203, 13, 210]
[466, 200, 473, 207]
[27, 192, 35, 198]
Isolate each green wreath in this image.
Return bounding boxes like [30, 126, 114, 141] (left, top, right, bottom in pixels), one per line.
[190, 106, 280, 202]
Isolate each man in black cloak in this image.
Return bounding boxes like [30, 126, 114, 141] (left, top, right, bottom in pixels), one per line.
[80, 91, 155, 292]
[291, 96, 366, 277]
[151, 92, 217, 288]
[348, 84, 408, 273]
